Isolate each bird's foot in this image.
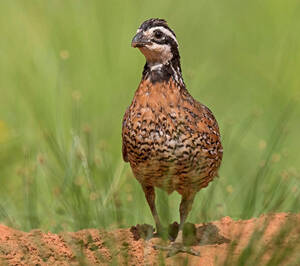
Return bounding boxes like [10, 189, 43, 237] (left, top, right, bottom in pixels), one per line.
[130, 224, 173, 241]
[154, 226, 173, 240]
[130, 224, 155, 240]
[153, 242, 200, 257]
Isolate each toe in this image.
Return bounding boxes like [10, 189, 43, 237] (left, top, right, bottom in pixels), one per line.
[167, 244, 200, 257]
[154, 243, 200, 257]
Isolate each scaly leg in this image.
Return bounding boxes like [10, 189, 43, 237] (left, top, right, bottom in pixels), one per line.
[142, 185, 163, 235]
[154, 192, 200, 257]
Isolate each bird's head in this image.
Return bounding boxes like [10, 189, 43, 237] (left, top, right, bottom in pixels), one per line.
[131, 18, 179, 66]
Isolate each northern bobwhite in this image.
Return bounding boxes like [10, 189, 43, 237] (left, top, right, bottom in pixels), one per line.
[122, 18, 223, 256]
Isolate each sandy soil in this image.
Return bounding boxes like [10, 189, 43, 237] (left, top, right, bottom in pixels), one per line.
[0, 213, 300, 265]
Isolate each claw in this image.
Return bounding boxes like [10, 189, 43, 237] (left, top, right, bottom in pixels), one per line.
[153, 243, 200, 257]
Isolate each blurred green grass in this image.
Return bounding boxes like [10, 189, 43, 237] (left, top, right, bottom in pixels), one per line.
[0, 0, 299, 234]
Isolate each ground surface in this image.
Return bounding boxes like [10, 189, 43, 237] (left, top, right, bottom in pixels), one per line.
[0, 213, 300, 265]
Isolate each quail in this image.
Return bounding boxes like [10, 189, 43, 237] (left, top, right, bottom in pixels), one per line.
[122, 18, 223, 256]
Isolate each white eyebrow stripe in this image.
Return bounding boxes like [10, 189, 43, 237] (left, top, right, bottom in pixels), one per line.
[149, 26, 178, 45]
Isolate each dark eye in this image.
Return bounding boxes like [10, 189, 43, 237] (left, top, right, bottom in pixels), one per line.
[154, 30, 163, 39]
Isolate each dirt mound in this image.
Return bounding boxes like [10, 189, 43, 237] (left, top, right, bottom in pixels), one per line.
[0, 213, 300, 265]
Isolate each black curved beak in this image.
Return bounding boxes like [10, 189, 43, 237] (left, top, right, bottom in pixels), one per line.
[131, 32, 151, 48]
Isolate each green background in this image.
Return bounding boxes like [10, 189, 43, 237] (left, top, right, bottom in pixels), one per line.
[0, 0, 299, 232]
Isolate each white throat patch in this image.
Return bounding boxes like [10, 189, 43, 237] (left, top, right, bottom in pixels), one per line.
[139, 43, 173, 65]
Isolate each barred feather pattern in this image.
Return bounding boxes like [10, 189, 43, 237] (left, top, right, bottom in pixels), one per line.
[122, 78, 223, 195]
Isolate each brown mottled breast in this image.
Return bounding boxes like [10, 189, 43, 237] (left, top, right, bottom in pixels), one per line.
[122, 79, 223, 195]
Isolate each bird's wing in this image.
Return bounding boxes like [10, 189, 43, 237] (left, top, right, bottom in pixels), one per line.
[121, 107, 129, 162]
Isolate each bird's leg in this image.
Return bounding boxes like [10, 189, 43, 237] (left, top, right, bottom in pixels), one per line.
[154, 192, 200, 257]
[142, 185, 164, 236]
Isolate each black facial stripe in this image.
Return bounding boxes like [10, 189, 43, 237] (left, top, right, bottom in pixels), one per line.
[151, 35, 178, 47]
[154, 25, 176, 38]
[148, 25, 176, 38]
[151, 38, 169, 45]
[138, 18, 184, 87]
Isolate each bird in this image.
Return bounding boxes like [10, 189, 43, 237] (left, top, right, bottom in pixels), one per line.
[122, 18, 223, 256]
